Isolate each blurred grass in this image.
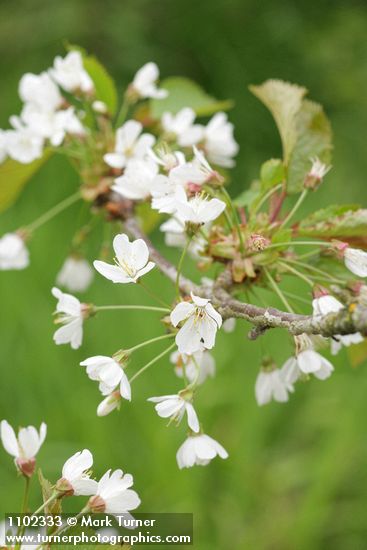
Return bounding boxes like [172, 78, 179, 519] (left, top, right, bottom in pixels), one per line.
[1, 1, 367, 549]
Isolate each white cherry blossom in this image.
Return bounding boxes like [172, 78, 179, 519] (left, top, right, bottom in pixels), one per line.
[57, 449, 97, 496]
[130, 62, 167, 99]
[171, 349, 215, 385]
[97, 392, 121, 417]
[176, 433, 228, 469]
[222, 318, 236, 333]
[112, 159, 158, 200]
[93, 233, 155, 284]
[104, 120, 155, 169]
[5, 124, 44, 164]
[281, 336, 334, 384]
[255, 369, 293, 406]
[19, 72, 62, 111]
[170, 293, 222, 354]
[174, 187, 226, 225]
[50, 51, 94, 92]
[0, 129, 7, 163]
[0, 420, 46, 477]
[148, 394, 200, 432]
[202, 112, 239, 167]
[88, 469, 140, 514]
[80, 356, 131, 401]
[344, 247, 367, 277]
[312, 294, 363, 354]
[161, 108, 203, 146]
[56, 256, 94, 293]
[52, 287, 85, 349]
[20, 104, 84, 146]
[0, 233, 29, 270]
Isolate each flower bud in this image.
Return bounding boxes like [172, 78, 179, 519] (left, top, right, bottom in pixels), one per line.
[246, 233, 270, 252]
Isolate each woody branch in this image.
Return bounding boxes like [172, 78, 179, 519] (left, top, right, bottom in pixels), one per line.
[124, 216, 367, 339]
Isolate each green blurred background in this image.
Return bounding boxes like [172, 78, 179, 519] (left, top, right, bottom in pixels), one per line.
[1, 1, 367, 548]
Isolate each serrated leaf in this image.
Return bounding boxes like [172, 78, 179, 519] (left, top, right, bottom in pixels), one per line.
[83, 56, 118, 115]
[260, 158, 285, 190]
[233, 188, 260, 208]
[250, 80, 306, 163]
[287, 100, 333, 193]
[150, 77, 233, 119]
[0, 150, 52, 213]
[297, 207, 367, 245]
[298, 204, 360, 226]
[38, 469, 61, 514]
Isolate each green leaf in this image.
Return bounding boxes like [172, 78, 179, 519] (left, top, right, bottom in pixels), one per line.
[38, 469, 61, 514]
[260, 158, 285, 190]
[297, 206, 367, 241]
[250, 81, 333, 194]
[150, 77, 233, 119]
[233, 188, 260, 208]
[83, 55, 118, 115]
[250, 80, 306, 163]
[0, 150, 52, 213]
[287, 100, 333, 193]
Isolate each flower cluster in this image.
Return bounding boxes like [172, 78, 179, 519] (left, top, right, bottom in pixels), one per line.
[0, 420, 140, 517]
[1, 54, 367, 482]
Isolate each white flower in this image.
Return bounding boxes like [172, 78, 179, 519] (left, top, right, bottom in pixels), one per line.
[58, 449, 97, 496]
[131, 62, 168, 99]
[104, 120, 155, 169]
[5, 125, 43, 164]
[281, 335, 334, 383]
[176, 433, 228, 469]
[151, 174, 180, 214]
[97, 392, 121, 417]
[93, 233, 155, 284]
[168, 147, 216, 188]
[344, 247, 367, 277]
[0, 130, 7, 163]
[0, 233, 29, 270]
[89, 469, 140, 514]
[309, 157, 331, 180]
[171, 349, 215, 385]
[19, 72, 62, 111]
[150, 149, 216, 215]
[148, 394, 200, 432]
[170, 292, 222, 354]
[222, 318, 236, 333]
[312, 294, 363, 354]
[148, 146, 185, 171]
[296, 350, 334, 378]
[51, 287, 85, 349]
[202, 112, 239, 167]
[92, 100, 108, 114]
[255, 369, 293, 406]
[50, 51, 94, 92]
[161, 108, 203, 146]
[0, 420, 46, 464]
[112, 159, 158, 200]
[56, 257, 94, 293]
[174, 187, 226, 225]
[80, 356, 131, 401]
[20, 104, 84, 146]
